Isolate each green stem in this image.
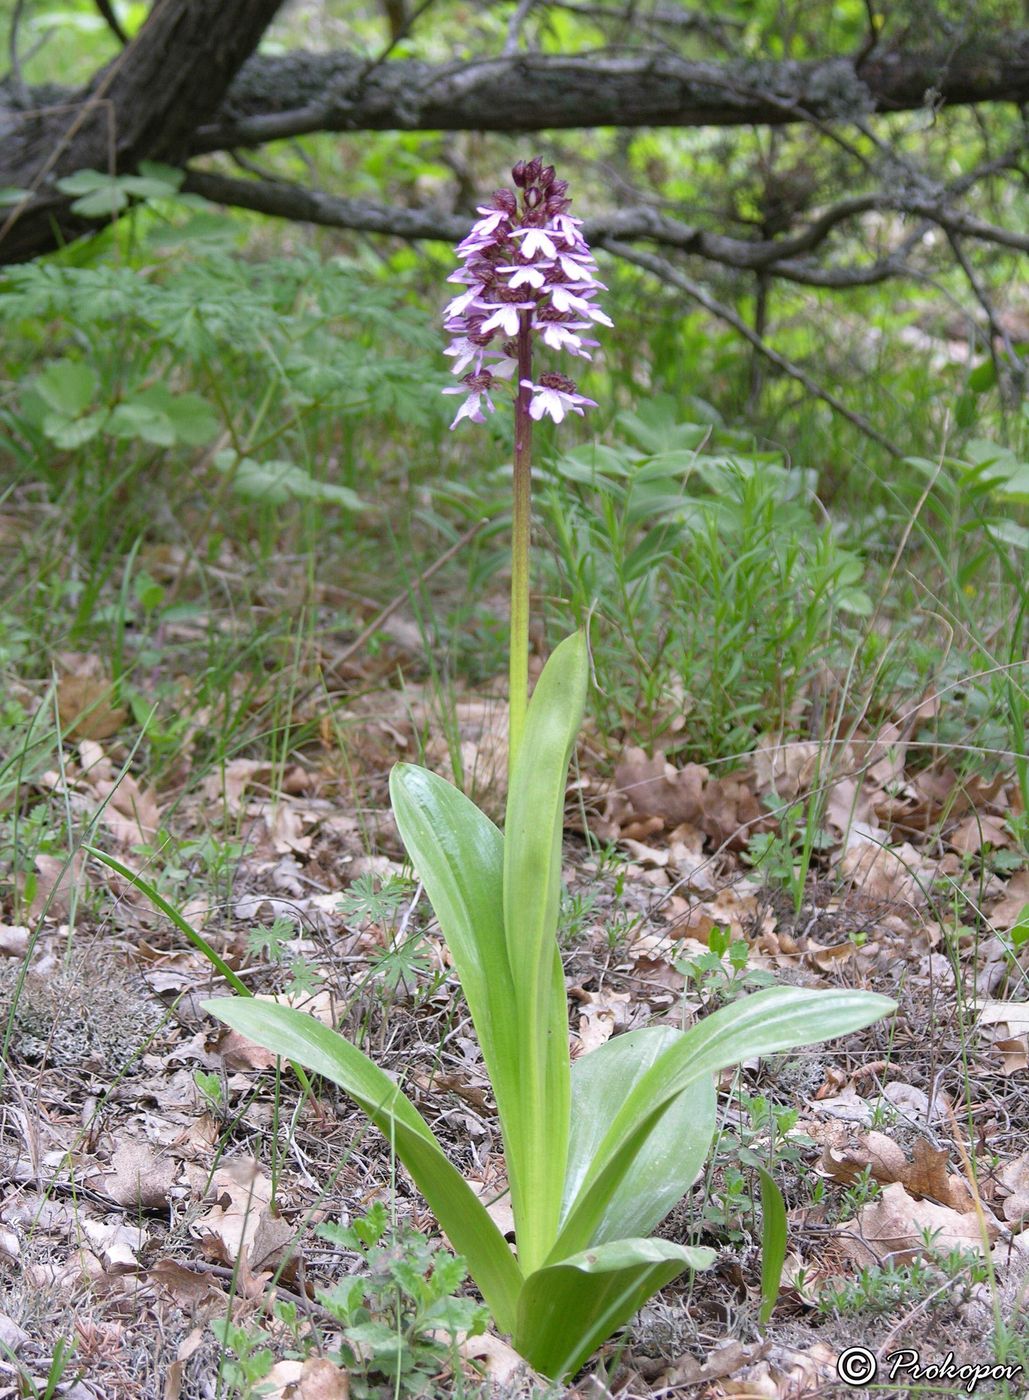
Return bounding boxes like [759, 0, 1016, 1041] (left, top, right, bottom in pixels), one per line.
[509, 313, 533, 777]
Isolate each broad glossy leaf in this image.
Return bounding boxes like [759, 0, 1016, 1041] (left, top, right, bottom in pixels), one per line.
[389, 764, 521, 1168]
[201, 998, 521, 1333]
[559, 1027, 715, 1248]
[502, 632, 588, 1273]
[515, 1237, 715, 1379]
[559, 987, 894, 1252]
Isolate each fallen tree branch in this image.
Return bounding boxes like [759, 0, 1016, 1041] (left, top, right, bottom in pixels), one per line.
[185, 169, 1021, 292]
[180, 34, 1029, 152]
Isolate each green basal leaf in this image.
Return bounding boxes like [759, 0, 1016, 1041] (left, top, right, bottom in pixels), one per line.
[388, 764, 521, 1179]
[201, 998, 521, 1333]
[757, 1166, 787, 1328]
[502, 632, 588, 1274]
[560, 1027, 715, 1247]
[131, 386, 219, 445]
[558, 986, 895, 1254]
[137, 161, 186, 190]
[515, 1237, 715, 1379]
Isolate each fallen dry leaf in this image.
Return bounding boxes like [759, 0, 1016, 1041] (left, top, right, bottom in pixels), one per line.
[190, 1158, 294, 1272]
[599, 747, 763, 850]
[57, 673, 126, 740]
[263, 1358, 350, 1399]
[92, 770, 161, 847]
[659, 1340, 759, 1388]
[837, 840, 930, 905]
[994, 1036, 1029, 1074]
[210, 1025, 279, 1072]
[149, 1258, 225, 1308]
[571, 988, 631, 1054]
[460, 1332, 525, 1386]
[81, 1219, 146, 1273]
[99, 1138, 178, 1209]
[980, 999, 1029, 1038]
[823, 1131, 973, 1211]
[987, 870, 1029, 932]
[998, 1155, 1029, 1226]
[948, 813, 1013, 854]
[29, 850, 83, 920]
[841, 1181, 996, 1265]
[0, 925, 29, 957]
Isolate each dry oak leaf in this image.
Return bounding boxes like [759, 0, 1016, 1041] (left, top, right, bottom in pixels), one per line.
[29, 850, 83, 921]
[948, 813, 1014, 855]
[572, 988, 631, 1055]
[841, 1181, 996, 1266]
[149, 1258, 225, 1308]
[425, 698, 510, 810]
[93, 771, 161, 847]
[823, 1131, 973, 1212]
[209, 1026, 278, 1073]
[836, 839, 930, 905]
[660, 1341, 760, 1389]
[57, 672, 126, 740]
[994, 1037, 1029, 1075]
[980, 999, 1029, 1039]
[191, 1158, 293, 1271]
[81, 1219, 146, 1273]
[987, 869, 1029, 932]
[262, 1358, 350, 1400]
[605, 747, 762, 849]
[0, 925, 29, 957]
[753, 738, 821, 802]
[100, 1138, 178, 1209]
[459, 1333, 525, 1387]
[997, 1154, 1029, 1227]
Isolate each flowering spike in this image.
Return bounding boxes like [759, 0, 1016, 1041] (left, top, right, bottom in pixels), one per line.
[442, 161, 610, 430]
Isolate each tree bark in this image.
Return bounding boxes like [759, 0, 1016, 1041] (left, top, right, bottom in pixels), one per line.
[0, 0, 285, 263]
[191, 34, 1029, 150]
[1, 9, 1026, 266]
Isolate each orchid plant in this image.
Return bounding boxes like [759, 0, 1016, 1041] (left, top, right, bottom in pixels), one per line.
[205, 160, 895, 1380]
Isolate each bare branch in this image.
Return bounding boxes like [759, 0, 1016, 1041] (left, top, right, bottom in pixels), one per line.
[184, 169, 1027, 296]
[602, 238, 904, 458]
[504, 0, 540, 55]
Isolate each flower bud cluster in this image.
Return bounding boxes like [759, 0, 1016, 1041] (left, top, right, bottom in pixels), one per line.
[443, 157, 610, 428]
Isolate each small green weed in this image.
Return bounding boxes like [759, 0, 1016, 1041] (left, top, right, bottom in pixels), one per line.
[316, 1202, 488, 1395]
[817, 1242, 989, 1319]
[677, 926, 776, 1009]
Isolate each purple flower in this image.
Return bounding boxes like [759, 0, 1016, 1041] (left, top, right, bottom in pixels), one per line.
[443, 371, 498, 428]
[442, 158, 610, 429]
[520, 373, 598, 424]
[481, 300, 537, 337]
